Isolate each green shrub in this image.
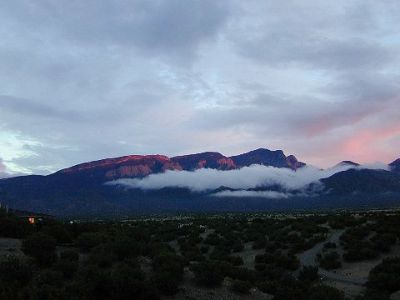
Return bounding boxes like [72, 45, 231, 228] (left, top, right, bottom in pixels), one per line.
[151, 271, 180, 296]
[299, 265, 319, 282]
[59, 249, 79, 262]
[0, 255, 32, 286]
[367, 257, 400, 293]
[54, 259, 78, 279]
[77, 232, 108, 252]
[308, 285, 345, 300]
[190, 261, 224, 287]
[21, 233, 57, 267]
[231, 280, 251, 294]
[319, 251, 341, 270]
[88, 244, 118, 268]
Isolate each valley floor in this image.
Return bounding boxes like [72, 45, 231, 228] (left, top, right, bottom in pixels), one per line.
[1, 209, 400, 299]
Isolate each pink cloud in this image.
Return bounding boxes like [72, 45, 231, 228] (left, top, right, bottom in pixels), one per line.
[338, 124, 400, 163]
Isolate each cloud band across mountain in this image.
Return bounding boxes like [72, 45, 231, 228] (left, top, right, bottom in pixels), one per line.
[108, 163, 389, 197]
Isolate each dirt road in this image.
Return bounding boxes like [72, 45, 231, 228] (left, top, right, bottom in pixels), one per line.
[297, 230, 367, 286]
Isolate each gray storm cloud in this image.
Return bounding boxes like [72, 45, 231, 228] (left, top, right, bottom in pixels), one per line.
[109, 163, 389, 198]
[1, 1, 400, 174]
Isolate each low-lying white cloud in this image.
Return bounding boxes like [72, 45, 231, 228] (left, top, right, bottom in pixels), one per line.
[212, 190, 293, 199]
[108, 163, 389, 196]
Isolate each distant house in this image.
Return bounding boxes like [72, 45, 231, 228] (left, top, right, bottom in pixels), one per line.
[18, 215, 44, 225]
[178, 222, 193, 229]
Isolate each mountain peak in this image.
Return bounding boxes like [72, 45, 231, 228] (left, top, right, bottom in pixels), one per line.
[230, 148, 305, 170]
[286, 155, 306, 170]
[335, 160, 360, 168]
[390, 158, 400, 173]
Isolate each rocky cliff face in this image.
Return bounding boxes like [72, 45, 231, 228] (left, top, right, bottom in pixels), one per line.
[171, 152, 236, 171]
[57, 148, 305, 182]
[286, 155, 306, 170]
[58, 155, 181, 180]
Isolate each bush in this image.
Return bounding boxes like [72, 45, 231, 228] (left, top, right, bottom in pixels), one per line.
[299, 265, 319, 282]
[319, 251, 341, 270]
[343, 246, 378, 262]
[255, 252, 299, 271]
[252, 237, 267, 249]
[323, 242, 336, 250]
[152, 254, 184, 281]
[75, 265, 113, 299]
[111, 235, 143, 260]
[0, 217, 32, 238]
[42, 223, 72, 244]
[200, 245, 209, 254]
[255, 263, 267, 271]
[231, 280, 251, 294]
[0, 255, 32, 286]
[232, 241, 244, 252]
[308, 285, 345, 300]
[273, 275, 308, 300]
[151, 271, 180, 296]
[59, 250, 79, 262]
[190, 262, 224, 287]
[110, 262, 152, 300]
[367, 257, 400, 293]
[54, 258, 78, 279]
[77, 232, 108, 252]
[33, 269, 64, 288]
[204, 233, 222, 245]
[21, 233, 57, 267]
[226, 255, 244, 266]
[88, 244, 118, 268]
[257, 280, 279, 294]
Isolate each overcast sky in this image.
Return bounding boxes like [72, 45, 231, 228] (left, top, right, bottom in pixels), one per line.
[1, 0, 400, 175]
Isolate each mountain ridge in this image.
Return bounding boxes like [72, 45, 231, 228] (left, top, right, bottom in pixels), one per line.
[390, 158, 400, 173]
[56, 148, 305, 182]
[0, 149, 399, 216]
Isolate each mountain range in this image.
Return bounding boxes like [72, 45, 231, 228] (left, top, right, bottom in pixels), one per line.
[0, 148, 399, 216]
[56, 148, 304, 181]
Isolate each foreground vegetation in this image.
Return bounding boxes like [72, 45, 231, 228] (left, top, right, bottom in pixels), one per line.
[0, 209, 399, 299]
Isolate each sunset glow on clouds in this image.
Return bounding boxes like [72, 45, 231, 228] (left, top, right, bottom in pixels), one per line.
[0, 1, 400, 175]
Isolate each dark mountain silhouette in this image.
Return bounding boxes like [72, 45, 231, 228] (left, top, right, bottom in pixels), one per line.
[0, 150, 399, 216]
[321, 168, 400, 194]
[390, 158, 400, 174]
